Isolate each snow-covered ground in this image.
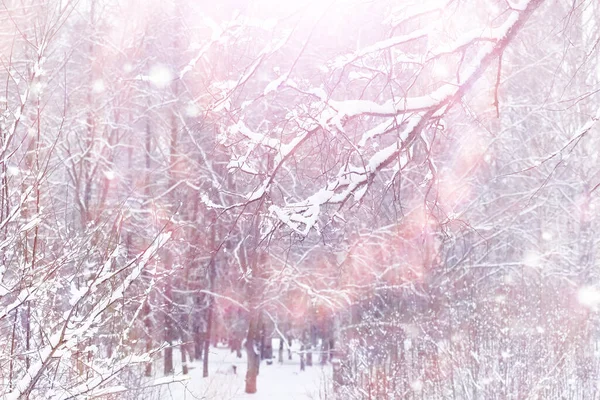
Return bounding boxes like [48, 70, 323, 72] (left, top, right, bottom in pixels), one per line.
[156, 340, 333, 400]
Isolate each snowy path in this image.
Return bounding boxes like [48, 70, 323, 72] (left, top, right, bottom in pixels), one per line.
[157, 342, 332, 400]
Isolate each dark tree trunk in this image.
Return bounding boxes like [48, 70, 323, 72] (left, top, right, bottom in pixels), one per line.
[304, 330, 312, 367]
[163, 273, 174, 375]
[230, 332, 243, 358]
[186, 176, 202, 364]
[244, 203, 266, 394]
[278, 338, 284, 363]
[142, 113, 153, 378]
[164, 346, 174, 375]
[260, 324, 272, 360]
[321, 339, 329, 365]
[245, 311, 260, 393]
[202, 301, 213, 378]
[143, 300, 153, 377]
[260, 321, 266, 359]
[8, 311, 17, 389]
[194, 329, 204, 361]
[25, 306, 30, 369]
[332, 359, 343, 393]
[329, 338, 335, 362]
[163, 71, 181, 378]
[181, 343, 188, 375]
[203, 211, 217, 378]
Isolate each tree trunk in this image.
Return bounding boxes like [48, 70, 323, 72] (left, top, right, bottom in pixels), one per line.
[202, 305, 213, 377]
[332, 359, 343, 394]
[163, 274, 174, 375]
[143, 114, 153, 378]
[279, 338, 284, 364]
[244, 202, 266, 394]
[230, 331, 243, 358]
[181, 343, 188, 375]
[8, 310, 17, 389]
[194, 326, 204, 361]
[203, 212, 217, 378]
[164, 346, 174, 375]
[329, 338, 335, 362]
[305, 329, 312, 367]
[245, 311, 260, 394]
[260, 321, 272, 360]
[143, 301, 153, 377]
[321, 339, 329, 365]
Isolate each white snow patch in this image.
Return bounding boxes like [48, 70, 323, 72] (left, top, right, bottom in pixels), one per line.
[7, 165, 19, 176]
[410, 379, 423, 392]
[92, 79, 105, 93]
[542, 231, 553, 241]
[523, 251, 541, 268]
[103, 170, 115, 180]
[185, 102, 201, 117]
[536, 326, 545, 334]
[578, 286, 600, 308]
[20, 216, 41, 232]
[264, 73, 289, 95]
[148, 65, 173, 88]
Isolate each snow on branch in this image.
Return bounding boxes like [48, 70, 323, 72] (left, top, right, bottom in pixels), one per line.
[4, 232, 171, 400]
[267, 1, 541, 234]
[270, 115, 425, 235]
[204, 0, 543, 235]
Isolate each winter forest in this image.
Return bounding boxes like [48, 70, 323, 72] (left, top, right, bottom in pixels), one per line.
[2, 0, 600, 398]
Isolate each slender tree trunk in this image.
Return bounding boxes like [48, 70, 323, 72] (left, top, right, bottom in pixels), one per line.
[203, 211, 217, 378]
[260, 320, 271, 360]
[245, 309, 260, 394]
[305, 328, 313, 367]
[279, 338, 284, 364]
[163, 352, 175, 376]
[163, 75, 181, 376]
[321, 339, 329, 365]
[164, 273, 174, 375]
[202, 301, 213, 378]
[143, 116, 153, 377]
[195, 327, 204, 361]
[181, 343, 188, 375]
[25, 306, 30, 369]
[143, 299, 153, 377]
[329, 338, 335, 362]
[8, 310, 17, 389]
[244, 192, 268, 393]
[187, 192, 203, 362]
